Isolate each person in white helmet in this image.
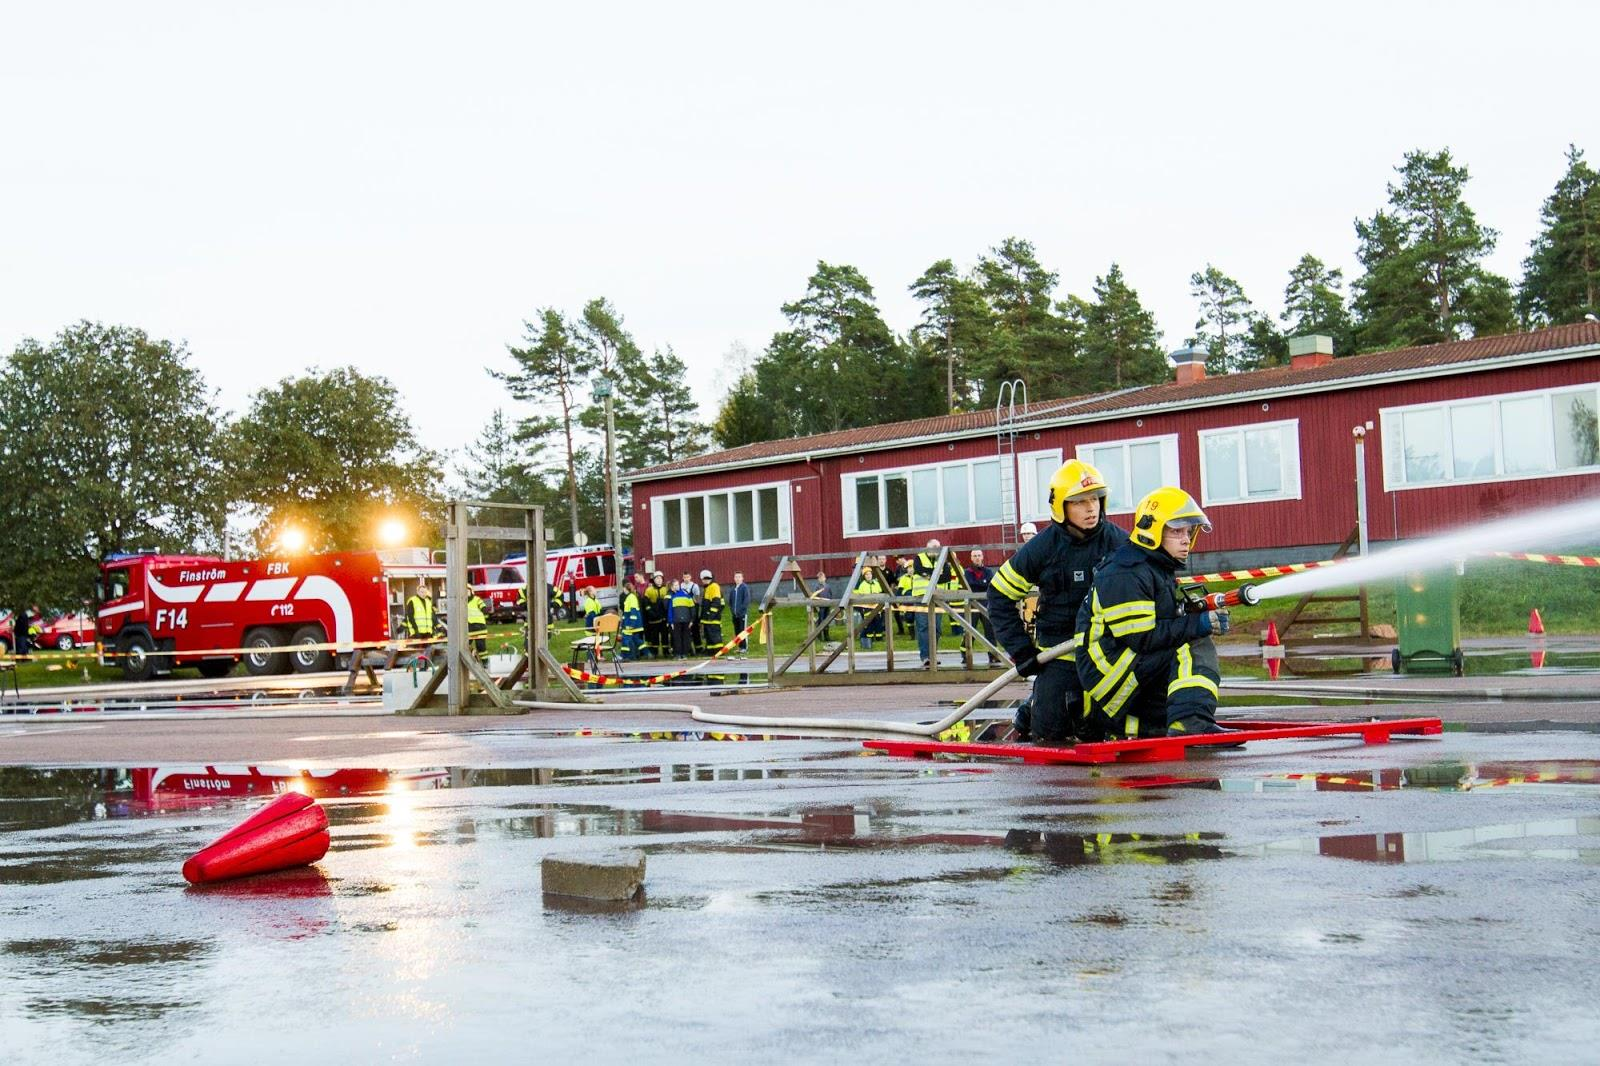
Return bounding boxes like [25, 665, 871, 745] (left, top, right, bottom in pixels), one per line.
[1019, 521, 1039, 543]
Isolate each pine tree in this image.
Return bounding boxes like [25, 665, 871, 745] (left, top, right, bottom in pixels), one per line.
[495, 309, 592, 541]
[1281, 254, 1355, 355]
[617, 345, 710, 470]
[973, 238, 1081, 403]
[1078, 263, 1169, 389]
[712, 371, 768, 449]
[908, 259, 993, 411]
[1352, 149, 1513, 350]
[1188, 265, 1256, 373]
[1520, 144, 1600, 326]
[459, 408, 548, 503]
[742, 262, 941, 440]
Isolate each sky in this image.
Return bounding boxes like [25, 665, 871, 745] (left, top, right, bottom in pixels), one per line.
[3, 1, 1595, 470]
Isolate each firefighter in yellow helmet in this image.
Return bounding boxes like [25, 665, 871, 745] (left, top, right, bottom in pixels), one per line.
[1074, 486, 1229, 739]
[988, 459, 1128, 744]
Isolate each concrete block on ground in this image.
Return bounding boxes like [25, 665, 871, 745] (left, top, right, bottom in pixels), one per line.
[542, 849, 646, 902]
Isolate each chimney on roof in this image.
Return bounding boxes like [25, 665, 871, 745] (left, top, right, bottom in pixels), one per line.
[1288, 334, 1334, 370]
[1169, 345, 1207, 385]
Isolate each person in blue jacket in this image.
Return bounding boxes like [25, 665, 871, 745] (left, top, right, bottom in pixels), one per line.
[728, 571, 752, 656]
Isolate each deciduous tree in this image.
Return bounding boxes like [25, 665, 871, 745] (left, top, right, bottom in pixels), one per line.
[226, 367, 442, 552]
[0, 322, 224, 609]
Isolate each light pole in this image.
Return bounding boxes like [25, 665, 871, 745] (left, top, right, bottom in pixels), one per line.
[1352, 425, 1370, 556]
[594, 377, 624, 585]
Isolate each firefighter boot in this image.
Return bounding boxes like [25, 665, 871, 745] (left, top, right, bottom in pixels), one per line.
[1011, 694, 1033, 743]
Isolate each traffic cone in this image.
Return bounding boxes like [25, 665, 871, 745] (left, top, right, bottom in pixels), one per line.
[1528, 609, 1545, 636]
[1262, 620, 1283, 681]
[1530, 648, 1547, 669]
[182, 791, 330, 885]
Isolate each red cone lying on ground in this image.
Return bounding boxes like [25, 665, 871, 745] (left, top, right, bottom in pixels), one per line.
[182, 791, 330, 885]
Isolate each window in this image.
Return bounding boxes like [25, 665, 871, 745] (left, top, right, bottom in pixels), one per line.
[663, 499, 683, 549]
[973, 461, 1002, 521]
[1198, 419, 1301, 505]
[1077, 435, 1180, 513]
[1017, 449, 1063, 521]
[1380, 384, 1600, 490]
[842, 457, 1009, 535]
[651, 483, 792, 549]
[758, 487, 781, 540]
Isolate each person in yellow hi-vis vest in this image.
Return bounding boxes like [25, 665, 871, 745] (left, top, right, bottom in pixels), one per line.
[465, 592, 489, 663]
[405, 580, 437, 645]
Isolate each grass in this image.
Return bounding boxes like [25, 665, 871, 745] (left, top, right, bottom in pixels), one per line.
[1205, 556, 1600, 639]
[4, 562, 1592, 691]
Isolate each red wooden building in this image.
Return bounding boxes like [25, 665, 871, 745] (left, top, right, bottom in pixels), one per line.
[625, 323, 1600, 578]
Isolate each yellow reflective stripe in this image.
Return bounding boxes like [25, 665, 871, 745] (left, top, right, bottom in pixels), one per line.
[1100, 671, 1140, 715]
[1168, 643, 1218, 698]
[992, 564, 1030, 599]
[1087, 647, 1134, 700]
[1087, 633, 1128, 679]
[1169, 675, 1219, 698]
[1098, 599, 1156, 620]
[1108, 616, 1156, 637]
[1072, 632, 1084, 649]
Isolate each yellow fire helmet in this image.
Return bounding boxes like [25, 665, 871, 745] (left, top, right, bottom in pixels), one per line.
[1047, 459, 1110, 524]
[1130, 487, 1211, 552]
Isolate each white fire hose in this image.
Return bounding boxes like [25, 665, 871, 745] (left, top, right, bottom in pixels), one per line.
[511, 637, 1074, 739]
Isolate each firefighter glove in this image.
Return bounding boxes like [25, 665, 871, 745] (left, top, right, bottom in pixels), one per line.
[1013, 651, 1045, 678]
[1208, 609, 1231, 636]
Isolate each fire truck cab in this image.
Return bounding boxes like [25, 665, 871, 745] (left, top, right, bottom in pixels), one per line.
[544, 545, 629, 610]
[96, 548, 445, 682]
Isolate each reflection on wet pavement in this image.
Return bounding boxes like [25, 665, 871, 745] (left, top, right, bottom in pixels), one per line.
[5, 733, 1600, 1059]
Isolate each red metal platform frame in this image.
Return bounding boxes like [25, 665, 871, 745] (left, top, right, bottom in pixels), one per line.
[864, 717, 1444, 765]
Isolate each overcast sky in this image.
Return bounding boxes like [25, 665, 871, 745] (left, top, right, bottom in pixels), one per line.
[3, 1, 1594, 467]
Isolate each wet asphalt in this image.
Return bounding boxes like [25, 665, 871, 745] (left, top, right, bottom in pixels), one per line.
[3, 720, 1600, 1062]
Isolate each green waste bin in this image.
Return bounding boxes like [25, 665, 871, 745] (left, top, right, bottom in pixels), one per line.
[1392, 568, 1463, 676]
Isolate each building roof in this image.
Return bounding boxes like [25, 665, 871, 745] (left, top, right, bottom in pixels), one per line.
[628, 321, 1600, 483]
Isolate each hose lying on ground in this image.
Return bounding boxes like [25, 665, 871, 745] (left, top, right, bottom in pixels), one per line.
[511, 637, 1075, 739]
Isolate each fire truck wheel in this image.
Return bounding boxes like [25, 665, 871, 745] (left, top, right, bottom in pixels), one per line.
[243, 628, 288, 676]
[55, 634, 75, 651]
[197, 658, 234, 679]
[289, 625, 334, 673]
[120, 632, 157, 682]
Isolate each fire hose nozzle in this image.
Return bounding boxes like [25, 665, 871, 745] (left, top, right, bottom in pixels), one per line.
[1200, 583, 1261, 610]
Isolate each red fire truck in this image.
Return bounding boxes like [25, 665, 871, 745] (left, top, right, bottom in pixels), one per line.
[96, 548, 443, 681]
[470, 544, 630, 620]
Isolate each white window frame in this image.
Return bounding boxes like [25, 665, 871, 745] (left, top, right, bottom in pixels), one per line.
[650, 480, 792, 550]
[1197, 418, 1303, 507]
[1074, 434, 1180, 515]
[1017, 448, 1063, 522]
[1379, 382, 1600, 492]
[840, 456, 1006, 538]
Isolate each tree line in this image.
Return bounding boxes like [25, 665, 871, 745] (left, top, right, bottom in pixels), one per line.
[715, 144, 1600, 443]
[0, 325, 442, 610]
[6, 143, 1595, 609]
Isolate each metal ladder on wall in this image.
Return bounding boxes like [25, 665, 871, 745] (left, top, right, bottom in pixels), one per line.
[995, 379, 1027, 548]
